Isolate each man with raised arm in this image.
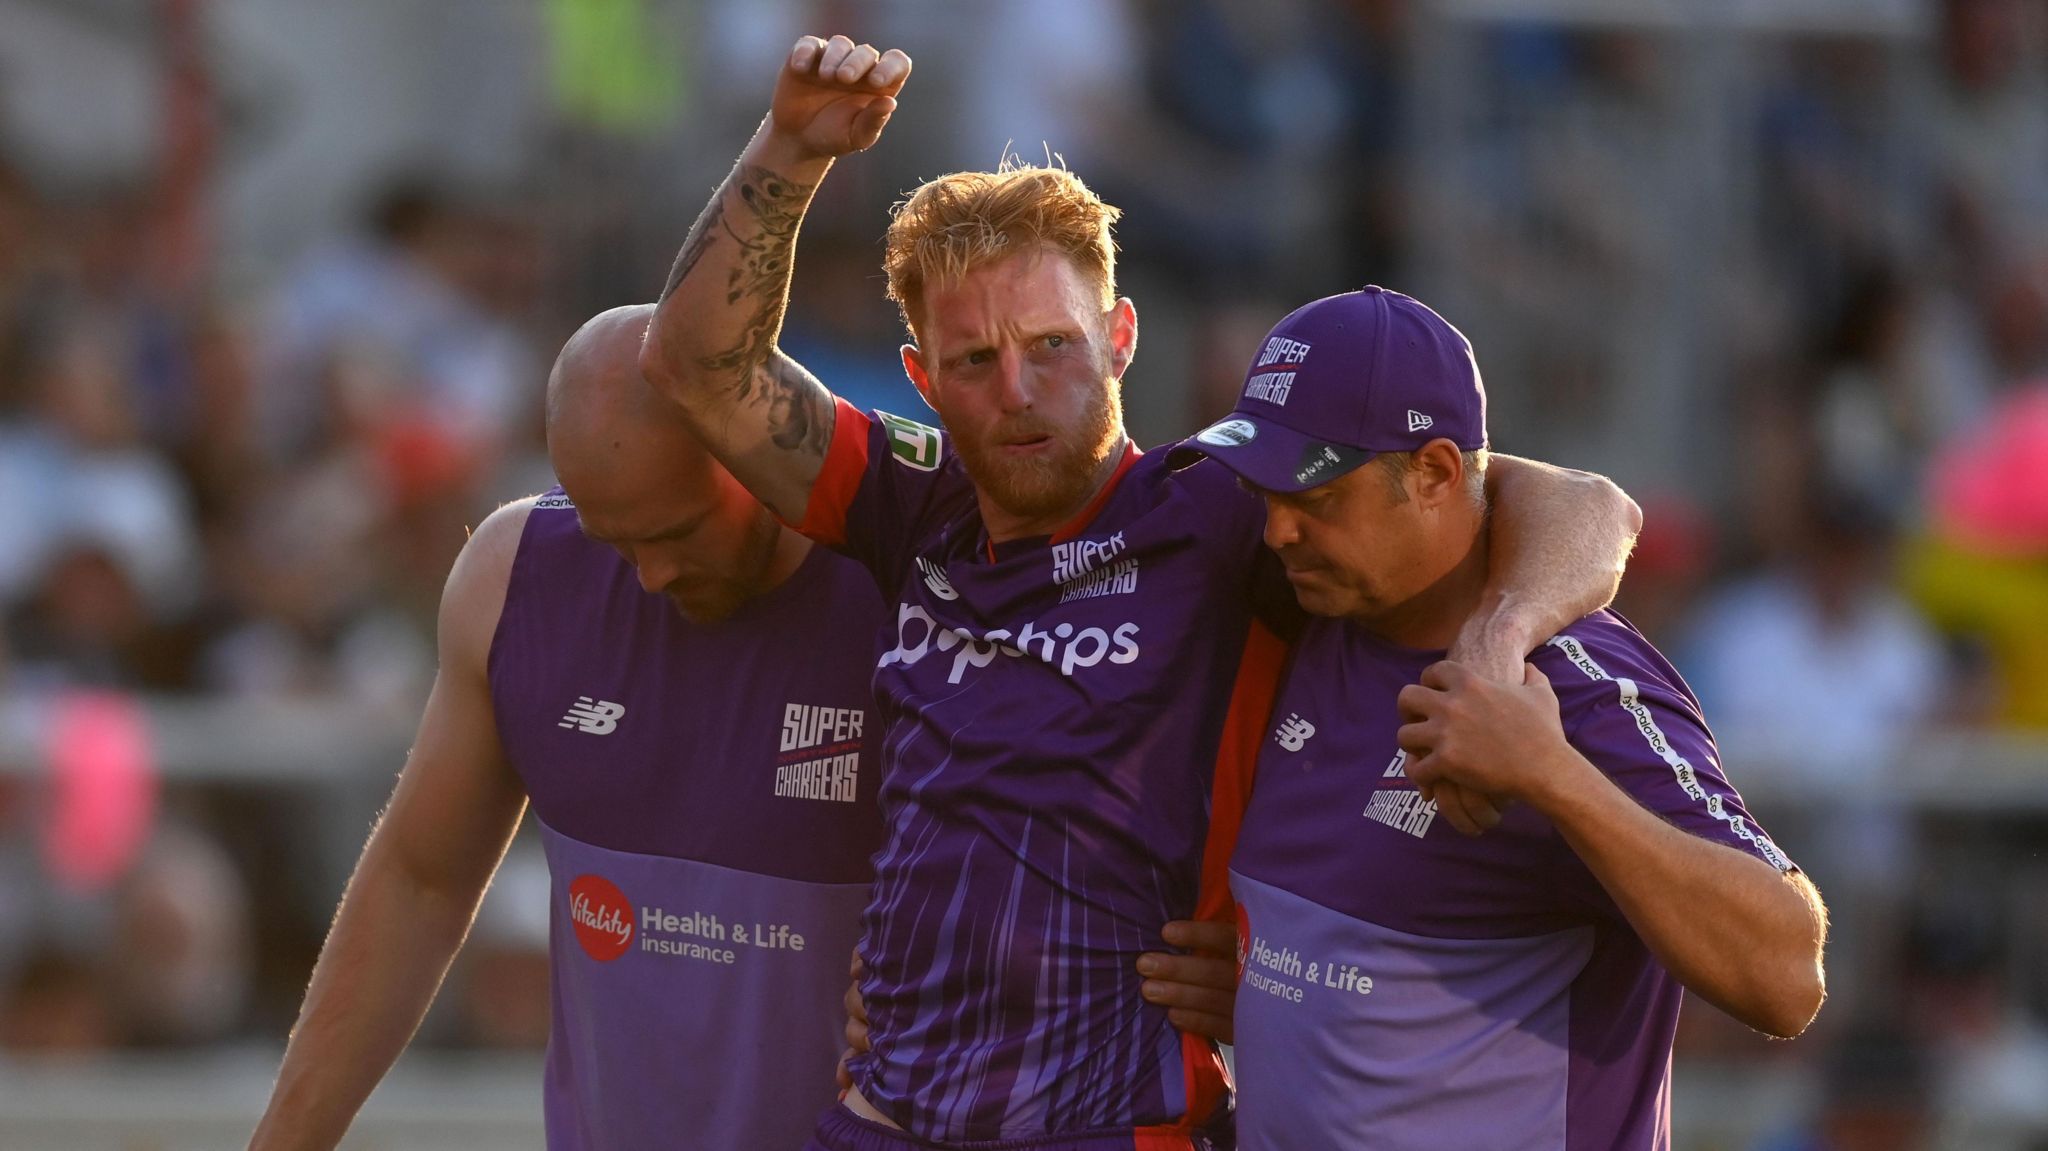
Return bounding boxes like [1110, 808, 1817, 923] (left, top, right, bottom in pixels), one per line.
[640, 36, 1642, 1151]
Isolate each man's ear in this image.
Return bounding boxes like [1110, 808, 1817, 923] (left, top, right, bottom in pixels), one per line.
[901, 344, 937, 413]
[1412, 439, 1465, 507]
[1107, 298, 1138, 380]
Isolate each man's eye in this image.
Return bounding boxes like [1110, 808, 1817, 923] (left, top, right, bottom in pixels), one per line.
[1044, 334, 1064, 348]
[966, 350, 993, 366]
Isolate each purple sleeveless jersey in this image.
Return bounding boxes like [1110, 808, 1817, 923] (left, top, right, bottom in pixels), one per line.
[1229, 610, 1794, 1151]
[488, 490, 887, 1149]
[794, 402, 1289, 1143]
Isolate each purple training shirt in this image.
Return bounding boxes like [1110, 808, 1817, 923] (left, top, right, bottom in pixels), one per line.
[488, 490, 887, 1149]
[1229, 609, 1793, 1151]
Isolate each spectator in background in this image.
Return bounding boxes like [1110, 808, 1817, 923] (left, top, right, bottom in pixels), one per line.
[1684, 489, 1944, 788]
[258, 177, 540, 476]
[1907, 380, 2048, 729]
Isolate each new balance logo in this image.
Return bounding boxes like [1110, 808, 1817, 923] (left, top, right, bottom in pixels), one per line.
[916, 556, 959, 601]
[1407, 410, 1433, 433]
[559, 697, 625, 735]
[1274, 713, 1317, 752]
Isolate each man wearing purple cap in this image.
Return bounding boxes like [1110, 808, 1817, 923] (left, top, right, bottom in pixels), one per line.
[1178, 287, 1829, 1150]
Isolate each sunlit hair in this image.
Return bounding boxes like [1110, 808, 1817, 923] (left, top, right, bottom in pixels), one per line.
[883, 159, 1121, 338]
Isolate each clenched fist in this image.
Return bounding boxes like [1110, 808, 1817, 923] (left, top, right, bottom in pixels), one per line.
[769, 36, 912, 162]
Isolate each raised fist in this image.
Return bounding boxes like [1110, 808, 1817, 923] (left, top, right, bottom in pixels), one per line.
[770, 36, 912, 161]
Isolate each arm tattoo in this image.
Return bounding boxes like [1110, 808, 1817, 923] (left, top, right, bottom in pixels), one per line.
[761, 354, 834, 457]
[657, 195, 724, 305]
[689, 164, 826, 454]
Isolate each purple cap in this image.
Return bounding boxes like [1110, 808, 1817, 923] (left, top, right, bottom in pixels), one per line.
[1172, 286, 1487, 492]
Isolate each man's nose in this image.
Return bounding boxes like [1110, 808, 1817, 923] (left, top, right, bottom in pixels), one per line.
[633, 552, 677, 596]
[1262, 499, 1302, 550]
[995, 348, 1033, 413]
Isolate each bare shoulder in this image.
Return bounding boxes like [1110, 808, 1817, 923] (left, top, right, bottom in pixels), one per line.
[440, 497, 539, 673]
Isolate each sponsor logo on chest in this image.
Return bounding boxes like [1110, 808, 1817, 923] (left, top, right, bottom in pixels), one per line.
[774, 703, 864, 803]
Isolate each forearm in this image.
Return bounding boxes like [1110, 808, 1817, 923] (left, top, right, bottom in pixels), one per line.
[249, 843, 487, 1151]
[641, 122, 836, 519]
[1466, 456, 1641, 657]
[1530, 751, 1825, 1037]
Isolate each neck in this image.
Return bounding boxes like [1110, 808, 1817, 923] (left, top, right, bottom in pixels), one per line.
[753, 524, 813, 595]
[981, 437, 1130, 546]
[1352, 521, 1489, 650]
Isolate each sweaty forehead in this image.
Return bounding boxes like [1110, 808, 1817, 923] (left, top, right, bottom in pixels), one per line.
[918, 249, 1101, 352]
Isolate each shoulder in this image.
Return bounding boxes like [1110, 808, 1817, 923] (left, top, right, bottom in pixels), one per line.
[440, 495, 540, 670]
[1531, 610, 1706, 731]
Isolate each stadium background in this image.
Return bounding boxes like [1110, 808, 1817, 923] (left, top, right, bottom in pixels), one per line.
[0, 0, 2044, 1147]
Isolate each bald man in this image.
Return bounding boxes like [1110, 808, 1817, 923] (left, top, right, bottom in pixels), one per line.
[249, 306, 889, 1150]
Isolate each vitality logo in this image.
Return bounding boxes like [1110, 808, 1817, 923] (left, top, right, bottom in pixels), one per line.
[568, 874, 634, 962]
[560, 697, 625, 735]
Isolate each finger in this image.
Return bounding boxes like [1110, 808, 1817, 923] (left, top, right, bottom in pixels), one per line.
[843, 980, 868, 1025]
[845, 1016, 870, 1051]
[817, 34, 856, 78]
[1160, 918, 1236, 955]
[848, 96, 896, 151]
[1447, 781, 1506, 832]
[1166, 1006, 1234, 1045]
[870, 48, 912, 92]
[849, 948, 863, 979]
[1522, 663, 1558, 705]
[836, 42, 881, 85]
[1141, 978, 1236, 1020]
[1396, 683, 1440, 722]
[1420, 660, 1468, 691]
[1432, 781, 1485, 837]
[1396, 718, 1436, 758]
[790, 36, 825, 73]
[836, 1048, 854, 1091]
[1139, 952, 1239, 994]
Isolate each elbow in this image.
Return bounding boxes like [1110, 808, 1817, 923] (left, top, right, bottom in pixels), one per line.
[1734, 944, 1827, 1039]
[637, 319, 678, 393]
[1588, 469, 1643, 541]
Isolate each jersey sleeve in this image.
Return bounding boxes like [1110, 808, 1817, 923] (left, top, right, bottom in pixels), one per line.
[1541, 631, 1796, 877]
[789, 399, 967, 593]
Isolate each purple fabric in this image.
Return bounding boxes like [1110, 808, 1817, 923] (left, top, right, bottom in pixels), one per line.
[803, 1103, 1219, 1151]
[1173, 286, 1488, 493]
[832, 421, 1267, 1142]
[1230, 609, 1791, 1150]
[488, 490, 887, 1147]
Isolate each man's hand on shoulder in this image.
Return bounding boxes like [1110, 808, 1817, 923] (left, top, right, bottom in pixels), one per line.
[1397, 660, 1584, 816]
[765, 36, 911, 166]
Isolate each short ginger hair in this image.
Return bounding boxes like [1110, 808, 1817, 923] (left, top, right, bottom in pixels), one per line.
[883, 161, 1122, 339]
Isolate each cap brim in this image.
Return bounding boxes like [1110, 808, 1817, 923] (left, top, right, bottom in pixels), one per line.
[1168, 413, 1375, 493]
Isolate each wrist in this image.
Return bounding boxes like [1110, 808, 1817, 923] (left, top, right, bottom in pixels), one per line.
[1456, 592, 1543, 662]
[748, 117, 838, 179]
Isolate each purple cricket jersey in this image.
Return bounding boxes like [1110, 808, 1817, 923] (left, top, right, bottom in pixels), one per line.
[1229, 610, 1794, 1151]
[795, 402, 1290, 1143]
[487, 490, 887, 1150]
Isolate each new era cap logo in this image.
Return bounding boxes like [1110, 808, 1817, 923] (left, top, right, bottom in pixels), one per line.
[1195, 419, 1257, 448]
[1407, 410, 1433, 433]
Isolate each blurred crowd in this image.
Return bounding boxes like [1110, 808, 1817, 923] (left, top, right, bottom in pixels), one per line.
[0, 0, 2044, 1146]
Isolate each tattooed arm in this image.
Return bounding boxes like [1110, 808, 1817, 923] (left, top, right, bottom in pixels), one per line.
[639, 35, 911, 522]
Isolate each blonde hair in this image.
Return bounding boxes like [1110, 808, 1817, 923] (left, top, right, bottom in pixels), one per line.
[883, 161, 1121, 338]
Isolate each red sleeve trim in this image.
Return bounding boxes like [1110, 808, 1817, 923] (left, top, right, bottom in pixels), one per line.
[1194, 619, 1289, 923]
[791, 398, 872, 548]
